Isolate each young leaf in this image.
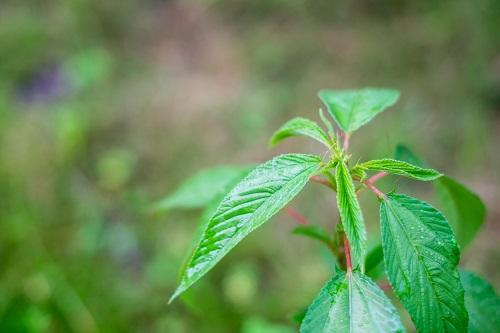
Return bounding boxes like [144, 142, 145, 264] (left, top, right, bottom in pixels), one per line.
[359, 158, 442, 181]
[460, 270, 500, 333]
[300, 270, 405, 333]
[153, 166, 252, 211]
[270, 117, 332, 148]
[436, 176, 486, 249]
[380, 193, 468, 333]
[170, 154, 323, 302]
[318, 88, 400, 133]
[335, 161, 366, 268]
[394, 144, 425, 167]
[319, 108, 336, 141]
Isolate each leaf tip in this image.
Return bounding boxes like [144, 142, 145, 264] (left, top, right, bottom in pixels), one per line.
[168, 286, 184, 304]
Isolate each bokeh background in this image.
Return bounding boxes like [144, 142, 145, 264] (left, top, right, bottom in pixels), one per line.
[1, 0, 499, 332]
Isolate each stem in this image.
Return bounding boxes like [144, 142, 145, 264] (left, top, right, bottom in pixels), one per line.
[343, 234, 353, 274]
[363, 179, 387, 199]
[310, 175, 334, 189]
[367, 171, 387, 183]
[343, 132, 351, 152]
[283, 206, 309, 225]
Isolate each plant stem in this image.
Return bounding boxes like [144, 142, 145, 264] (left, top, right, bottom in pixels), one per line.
[367, 171, 387, 183]
[283, 206, 309, 225]
[363, 179, 386, 199]
[343, 132, 351, 152]
[310, 175, 334, 189]
[343, 234, 353, 273]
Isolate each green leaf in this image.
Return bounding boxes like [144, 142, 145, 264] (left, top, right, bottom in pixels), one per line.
[153, 166, 252, 211]
[394, 144, 425, 167]
[379, 193, 468, 333]
[318, 88, 400, 133]
[460, 270, 500, 333]
[436, 176, 486, 249]
[270, 117, 332, 148]
[319, 108, 336, 141]
[293, 225, 332, 245]
[335, 161, 366, 268]
[365, 244, 384, 279]
[170, 154, 323, 301]
[359, 158, 442, 181]
[300, 270, 405, 333]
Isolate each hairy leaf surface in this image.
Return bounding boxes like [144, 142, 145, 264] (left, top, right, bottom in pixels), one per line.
[335, 161, 366, 268]
[318, 88, 399, 133]
[460, 270, 500, 333]
[380, 193, 467, 333]
[270, 117, 332, 148]
[300, 270, 405, 333]
[171, 154, 323, 301]
[154, 166, 252, 211]
[436, 176, 485, 249]
[359, 159, 441, 181]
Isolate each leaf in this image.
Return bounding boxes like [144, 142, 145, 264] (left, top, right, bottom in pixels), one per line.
[177, 194, 224, 281]
[436, 176, 486, 249]
[170, 154, 323, 301]
[319, 108, 336, 141]
[318, 88, 400, 133]
[394, 144, 425, 167]
[365, 244, 384, 279]
[153, 166, 252, 211]
[460, 270, 500, 333]
[359, 158, 442, 181]
[293, 225, 332, 245]
[379, 193, 468, 333]
[270, 117, 332, 148]
[335, 161, 366, 268]
[300, 270, 405, 333]
[393, 145, 486, 248]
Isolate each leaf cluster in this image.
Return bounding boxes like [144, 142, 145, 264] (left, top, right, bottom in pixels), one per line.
[157, 88, 497, 332]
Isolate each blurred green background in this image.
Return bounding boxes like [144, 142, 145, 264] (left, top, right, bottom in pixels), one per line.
[0, 0, 499, 332]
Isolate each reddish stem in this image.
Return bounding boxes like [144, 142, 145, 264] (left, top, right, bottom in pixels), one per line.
[309, 175, 333, 189]
[343, 132, 351, 152]
[343, 234, 353, 273]
[284, 207, 309, 225]
[364, 179, 387, 199]
[367, 171, 387, 183]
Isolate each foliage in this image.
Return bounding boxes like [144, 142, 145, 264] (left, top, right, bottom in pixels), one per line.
[164, 88, 497, 332]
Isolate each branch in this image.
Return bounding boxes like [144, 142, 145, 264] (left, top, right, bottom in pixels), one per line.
[363, 179, 387, 199]
[309, 175, 333, 189]
[283, 206, 309, 225]
[343, 234, 353, 274]
[367, 171, 387, 184]
[343, 132, 351, 152]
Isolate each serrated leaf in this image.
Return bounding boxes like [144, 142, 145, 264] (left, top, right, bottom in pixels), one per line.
[436, 176, 485, 249]
[293, 225, 332, 245]
[460, 270, 500, 333]
[170, 154, 323, 301]
[335, 161, 366, 268]
[380, 193, 468, 333]
[359, 158, 442, 181]
[394, 144, 425, 167]
[318, 88, 400, 133]
[270, 117, 332, 148]
[153, 166, 253, 211]
[300, 270, 405, 333]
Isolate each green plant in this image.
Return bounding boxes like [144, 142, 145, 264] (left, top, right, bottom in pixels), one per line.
[159, 88, 498, 332]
